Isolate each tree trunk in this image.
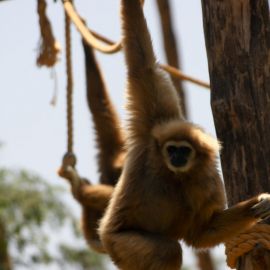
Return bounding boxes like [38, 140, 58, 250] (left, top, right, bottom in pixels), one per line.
[201, 0, 270, 269]
[0, 220, 12, 270]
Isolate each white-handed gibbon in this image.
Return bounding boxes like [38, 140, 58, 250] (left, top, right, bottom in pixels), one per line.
[59, 40, 125, 253]
[98, 1, 270, 269]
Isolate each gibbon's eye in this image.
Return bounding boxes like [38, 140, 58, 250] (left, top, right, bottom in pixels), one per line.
[166, 145, 193, 168]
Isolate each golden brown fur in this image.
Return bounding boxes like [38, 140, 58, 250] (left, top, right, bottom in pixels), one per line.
[59, 41, 125, 253]
[58, 166, 113, 253]
[83, 40, 125, 186]
[99, 1, 270, 269]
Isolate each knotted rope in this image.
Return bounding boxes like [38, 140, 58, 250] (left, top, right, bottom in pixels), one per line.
[62, 0, 122, 54]
[37, 0, 60, 67]
[225, 223, 270, 268]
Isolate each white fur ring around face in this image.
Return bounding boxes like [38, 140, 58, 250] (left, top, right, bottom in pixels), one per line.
[162, 140, 196, 173]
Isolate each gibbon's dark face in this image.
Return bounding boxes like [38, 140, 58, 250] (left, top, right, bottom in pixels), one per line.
[162, 141, 196, 173]
[166, 145, 192, 167]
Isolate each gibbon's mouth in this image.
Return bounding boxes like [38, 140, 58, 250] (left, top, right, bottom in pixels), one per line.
[163, 141, 196, 172]
[167, 145, 192, 167]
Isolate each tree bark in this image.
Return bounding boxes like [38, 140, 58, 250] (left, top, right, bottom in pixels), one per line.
[156, 0, 188, 117]
[201, 0, 270, 269]
[0, 220, 12, 270]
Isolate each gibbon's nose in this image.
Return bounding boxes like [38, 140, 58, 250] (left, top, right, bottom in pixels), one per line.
[166, 145, 192, 167]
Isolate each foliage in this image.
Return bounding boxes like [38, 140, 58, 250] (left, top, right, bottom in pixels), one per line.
[0, 168, 105, 270]
[58, 245, 105, 270]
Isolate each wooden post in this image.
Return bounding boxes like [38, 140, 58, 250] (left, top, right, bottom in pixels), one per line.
[201, 0, 270, 269]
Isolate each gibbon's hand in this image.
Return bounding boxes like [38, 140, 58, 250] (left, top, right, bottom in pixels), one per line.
[251, 193, 270, 220]
[58, 165, 90, 200]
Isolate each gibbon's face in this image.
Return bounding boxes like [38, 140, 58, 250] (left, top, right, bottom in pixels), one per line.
[152, 120, 220, 174]
[162, 140, 196, 173]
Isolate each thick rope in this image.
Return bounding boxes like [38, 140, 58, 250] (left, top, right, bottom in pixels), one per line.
[63, 2, 76, 168]
[59, 1, 77, 173]
[160, 64, 210, 89]
[90, 31, 210, 89]
[225, 224, 270, 268]
[37, 0, 60, 67]
[61, 0, 209, 89]
[62, 0, 122, 54]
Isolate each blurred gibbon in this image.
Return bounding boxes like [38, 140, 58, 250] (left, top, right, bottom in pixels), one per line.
[59, 40, 125, 253]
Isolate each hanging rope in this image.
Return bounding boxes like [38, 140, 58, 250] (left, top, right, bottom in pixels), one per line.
[61, 0, 76, 169]
[62, 0, 122, 54]
[37, 0, 61, 67]
[61, 0, 209, 89]
[88, 30, 210, 89]
[65, 7, 73, 154]
[160, 64, 210, 89]
[225, 223, 270, 268]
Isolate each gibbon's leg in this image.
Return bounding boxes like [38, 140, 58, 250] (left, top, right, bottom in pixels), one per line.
[102, 231, 182, 270]
[58, 165, 113, 253]
[67, 168, 113, 253]
[74, 177, 113, 253]
[58, 165, 113, 209]
[76, 182, 113, 209]
[83, 40, 125, 185]
[185, 194, 270, 248]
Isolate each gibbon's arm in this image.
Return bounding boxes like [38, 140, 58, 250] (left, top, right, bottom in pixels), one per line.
[59, 156, 113, 254]
[121, 0, 182, 137]
[77, 183, 113, 210]
[121, 0, 156, 75]
[185, 194, 270, 248]
[59, 43, 123, 253]
[83, 40, 125, 185]
[59, 165, 113, 210]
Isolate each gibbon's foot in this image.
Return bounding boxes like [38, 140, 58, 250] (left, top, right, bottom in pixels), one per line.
[101, 231, 182, 270]
[251, 193, 270, 220]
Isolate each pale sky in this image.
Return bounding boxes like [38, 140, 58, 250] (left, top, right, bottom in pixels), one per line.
[0, 0, 228, 269]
